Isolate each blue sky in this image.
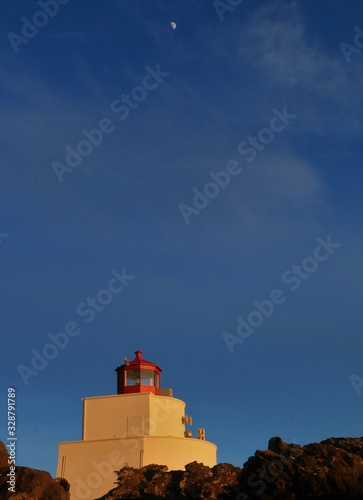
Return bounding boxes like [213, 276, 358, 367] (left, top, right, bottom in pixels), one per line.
[1, 0, 362, 477]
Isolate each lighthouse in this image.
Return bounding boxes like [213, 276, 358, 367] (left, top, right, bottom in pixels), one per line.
[56, 350, 217, 500]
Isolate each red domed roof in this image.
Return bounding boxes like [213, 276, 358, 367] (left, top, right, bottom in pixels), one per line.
[126, 350, 162, 370]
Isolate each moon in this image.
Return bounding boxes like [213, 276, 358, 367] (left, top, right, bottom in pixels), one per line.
[170, 22, 176, 30]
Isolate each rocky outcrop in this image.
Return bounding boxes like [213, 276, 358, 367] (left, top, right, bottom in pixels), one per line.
[98, 436, 363, 500]
[99, 461, 240, 500]
[0, 441, 9, 468]
[0, 441, 70, 500]
[239, 436, 363, 499]
[1, 437, 362, 499]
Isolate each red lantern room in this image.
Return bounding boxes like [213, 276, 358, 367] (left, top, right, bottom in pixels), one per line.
[115, 350, 162, 395]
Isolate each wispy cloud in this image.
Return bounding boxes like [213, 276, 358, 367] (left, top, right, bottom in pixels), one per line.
[194, 0, 361, 139]
[235, 1, 362, 136]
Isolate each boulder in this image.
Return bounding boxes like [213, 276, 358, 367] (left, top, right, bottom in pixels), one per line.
[0, 441, 9, 467]
[239, 436, 363, 499]
[0, 441, 70, 500]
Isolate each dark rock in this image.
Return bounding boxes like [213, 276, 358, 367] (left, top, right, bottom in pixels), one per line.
[143, 465, 180, 499]
[98, 461, 240, 500]
[0, 441, 9, 467]
[142, 464, 169, 481]
[2, 437, 363, 499]
[268, 435, 288, 453]
[98, 436, 363, 500]
[200, 463, 241, 500]
[0, 442, 70, 500]
[112, 466, 147, 498]
[239, 436, 363, 499]
[320, 437, 363, 459]
[179, 461, 213, 499]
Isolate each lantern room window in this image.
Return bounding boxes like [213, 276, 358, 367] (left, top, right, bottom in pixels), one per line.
[126, 369, 156, 386]
[141, 369, 154, 386]
[126, 370, 140, 386]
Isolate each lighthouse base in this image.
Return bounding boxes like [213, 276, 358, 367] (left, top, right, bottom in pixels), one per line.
[57, 435, 217, 500]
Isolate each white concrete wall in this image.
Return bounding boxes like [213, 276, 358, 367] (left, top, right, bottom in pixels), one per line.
[57, 438, 143, 500]
[83, 392, 186, 440]
[57, 436, 217, 500]
[83, 393, 149, 440]
[142, 436, 217, 469]
[149, 394, 185, 438]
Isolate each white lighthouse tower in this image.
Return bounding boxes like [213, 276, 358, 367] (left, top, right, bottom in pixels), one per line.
[56, 350, 217, 499]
